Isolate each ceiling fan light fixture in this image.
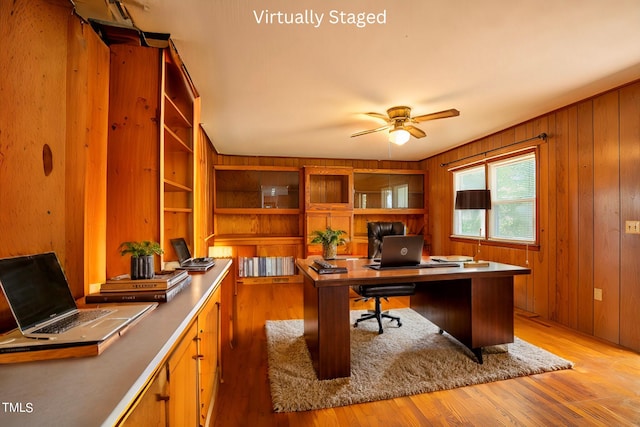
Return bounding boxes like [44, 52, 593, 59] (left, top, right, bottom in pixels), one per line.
[388, 128, 410, 145]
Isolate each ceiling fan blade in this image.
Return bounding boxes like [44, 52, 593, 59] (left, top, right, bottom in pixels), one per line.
[412, 108, 460, 123]
[364, 112, 390, 122]
[350, 124, 391, 138]
[405, 125, 426, 139]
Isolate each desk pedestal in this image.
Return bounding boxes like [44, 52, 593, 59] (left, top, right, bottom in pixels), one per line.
[410, 276, 514, 363]
[303, 275, 351, 380]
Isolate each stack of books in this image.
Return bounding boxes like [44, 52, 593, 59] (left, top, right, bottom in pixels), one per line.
[85, 270, 191, 304]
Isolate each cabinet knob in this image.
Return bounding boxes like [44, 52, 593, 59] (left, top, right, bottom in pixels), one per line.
[193, 354, 205, 360]
[156, 394, 170, 402]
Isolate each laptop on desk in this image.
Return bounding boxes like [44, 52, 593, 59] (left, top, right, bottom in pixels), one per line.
[170, 237, 215, 272]
[367, 235, 460, 270]
[0, 252, 156, 343]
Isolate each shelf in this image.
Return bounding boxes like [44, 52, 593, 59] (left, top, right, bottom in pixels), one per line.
[214, 208, 300, 215]
[164, 93, 192, 128]
[238, 275, 303, 285]
[353, 169, 425, 210]
[164, 178, 192, 192]
[164, 125, 192, 153]
[215, 167, 300, 210]
[353, 208, 425, 215]
[213, 235, 304, 245]
[165, 207, 193, 213]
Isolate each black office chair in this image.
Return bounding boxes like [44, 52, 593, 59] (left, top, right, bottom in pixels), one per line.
[353, 222, 416, 334]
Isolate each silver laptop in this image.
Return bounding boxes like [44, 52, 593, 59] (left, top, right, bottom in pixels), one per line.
[0, 252, 156, 342]
[170, 238, 215, 272]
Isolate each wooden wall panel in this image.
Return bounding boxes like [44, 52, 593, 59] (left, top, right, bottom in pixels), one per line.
[592, 91, 621, 344]
[619, 83, 640, 350]
[576, 100, 595, 335]
[66, 19, 110, 296]
[423, 80, 640, 352]
[531, 116, 551, 319]
[214, 154, 422, 171]
[0, 0, 68, 258]
[0, 0, 110, 331]
[106, 45, 162, 278]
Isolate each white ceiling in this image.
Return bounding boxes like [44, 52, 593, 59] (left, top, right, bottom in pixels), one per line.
[75, 0, 640, 161]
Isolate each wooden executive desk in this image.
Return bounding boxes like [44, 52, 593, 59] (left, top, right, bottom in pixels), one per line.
[296, 258, 531, 380]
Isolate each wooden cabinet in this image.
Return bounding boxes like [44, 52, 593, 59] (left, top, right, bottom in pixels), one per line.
[197, 285, 222, 425]
[212, 166, 304, 283]
[106, 41, 200, 277]
[304, 166, 354, 256]
[168, 321, 199, 426]
[304, 166, 353, 211]
[353, 169, 428, 254]
[305, 212, 353, 256]
[121, 282, 223, 427]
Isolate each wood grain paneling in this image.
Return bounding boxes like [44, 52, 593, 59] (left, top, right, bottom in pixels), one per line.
[592, 91, 620, 343]
[0, 0, 111, 331]
[576, 100, 595, 335]
[424, 80, 640, 352]
[619, 83, 640, 351]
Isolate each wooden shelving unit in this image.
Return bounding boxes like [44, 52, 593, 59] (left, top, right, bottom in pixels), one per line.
[353, 169, 428, 254]
[303, 166, 354, 257]
[106, 41, 199, 277]
[212, 166, 304, 283]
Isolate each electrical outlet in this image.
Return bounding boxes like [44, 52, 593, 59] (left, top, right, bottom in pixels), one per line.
[626, 220, 640, 234]
[594, 288, 603, 301]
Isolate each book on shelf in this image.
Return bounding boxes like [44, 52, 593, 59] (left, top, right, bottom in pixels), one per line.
[100, 269, 188, 292]
[238, 256, 296, 278]
[86, 275, 192, 304]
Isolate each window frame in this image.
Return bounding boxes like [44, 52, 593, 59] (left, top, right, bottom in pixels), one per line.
[451, 148, 539, 248]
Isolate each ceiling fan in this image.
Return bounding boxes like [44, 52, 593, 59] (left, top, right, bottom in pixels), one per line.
[351, 106, 460, 145]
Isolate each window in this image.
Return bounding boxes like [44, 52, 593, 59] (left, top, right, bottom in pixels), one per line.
[452, 150, 537, 244]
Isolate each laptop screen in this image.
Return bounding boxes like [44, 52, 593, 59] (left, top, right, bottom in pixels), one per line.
[170, 238, 192, 264]
[0, 253, 77, 331]
[379, 235, 424, 267]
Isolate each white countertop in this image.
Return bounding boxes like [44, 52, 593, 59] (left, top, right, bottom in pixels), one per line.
[0, 259, 231, 427]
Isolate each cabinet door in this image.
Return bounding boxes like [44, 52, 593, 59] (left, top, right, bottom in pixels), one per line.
[306, 213, 353, 256]
[168, 322, 199, 427]
[197, 285, 221, 425]
[120, 367, 168, 426]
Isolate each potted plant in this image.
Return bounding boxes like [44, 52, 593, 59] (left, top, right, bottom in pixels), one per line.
[310, 226, 347, 259]
[119, 241, 164, 280]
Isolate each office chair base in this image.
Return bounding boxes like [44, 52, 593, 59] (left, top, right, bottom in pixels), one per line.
[353, 296, 402, 334]
[354, 311, 401, 334]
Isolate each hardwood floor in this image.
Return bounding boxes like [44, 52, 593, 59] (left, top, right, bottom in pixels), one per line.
[212, 282, 640, 426]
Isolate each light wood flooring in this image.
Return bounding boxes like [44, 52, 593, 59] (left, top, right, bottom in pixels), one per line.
[212, 282, 640, 426]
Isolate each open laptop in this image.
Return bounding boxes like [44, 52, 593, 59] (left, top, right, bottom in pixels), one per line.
[170, 238, 215, 272]
[367, 235, 460, 270]
[0, 252, 156, 342]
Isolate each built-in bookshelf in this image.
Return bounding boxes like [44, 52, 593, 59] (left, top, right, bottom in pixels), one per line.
[105, 41, 200, 277]
[238, 256, 296, 278]
[353, 169, 428, 253]
[304, 166, 354, 256]
[211, 165, 428, 279]
[212, 166, 304, 282]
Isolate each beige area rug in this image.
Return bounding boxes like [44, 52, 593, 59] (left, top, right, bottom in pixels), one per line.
[266, 308, 573, 412]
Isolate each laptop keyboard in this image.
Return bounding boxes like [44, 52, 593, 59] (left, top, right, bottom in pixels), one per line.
[32, 309, 113, 334]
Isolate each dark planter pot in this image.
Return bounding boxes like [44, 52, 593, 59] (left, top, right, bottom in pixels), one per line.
[131, 255, 154, 280]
